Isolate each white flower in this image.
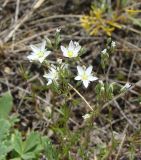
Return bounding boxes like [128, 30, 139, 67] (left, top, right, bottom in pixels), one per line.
[57, 58, 62, 64]
[43, 65, 59, 85]
[101, 49, 107, 54]
[111, 41, 116, 48]
[61, 40, 81, 58]
[27, 41, 51, 63]
[56, 28, 61, 32]
[75, 65, 98, 88]
[124, 82, 132, 89]
[82, 113, 91, 120]
[121, 82, 131, 91]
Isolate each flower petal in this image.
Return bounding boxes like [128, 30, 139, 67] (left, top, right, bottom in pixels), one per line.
[43, 73, 47, 78]
[125, 82, 131, 89]
[47, 79, 52, 85]
[44, 73, 52, 79]
[68, 40, 74, 51]
[44, 51, 51, 57]
[74, 41, 79, 46]
[43, 65, 58, 85]
[61, 46, 68, 57]
[38, 54, 48, 63]
[77, 66, 84, 75]
[74, 76, 81, 80]
[89, 76, 98, 81]
[27, 54, 37, 62]
[41, 40, 46, 51]
[30, 45, 40, 53]
[39, 57, 45, 63]
[74, 45, 81, 55]
[83, 80, 89, 88]
[101, 49, 107, 54]
[86, 66, 93, 75]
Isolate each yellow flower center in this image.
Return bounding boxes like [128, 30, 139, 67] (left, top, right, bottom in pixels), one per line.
[68, 51, 73, 57]
[37, 51, 44, 58]
[81, 73, 88, 80]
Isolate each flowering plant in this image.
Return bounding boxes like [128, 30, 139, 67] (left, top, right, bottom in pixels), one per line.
[80, 1, 141, 36]
[27, 41, 51, 63]
[27, 29, 131, 119]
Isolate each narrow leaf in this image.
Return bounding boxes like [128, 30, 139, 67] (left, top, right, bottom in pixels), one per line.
[0, 92, 13, 119]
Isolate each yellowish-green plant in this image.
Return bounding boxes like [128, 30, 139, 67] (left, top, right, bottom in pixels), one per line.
[80, 1, 140, 36]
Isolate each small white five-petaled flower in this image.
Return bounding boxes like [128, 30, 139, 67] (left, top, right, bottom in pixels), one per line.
[27, 41, 51, 63]
[101, 49, 107, 54]
[43, 65, 59, 85]
[56, 28, 61, 33]
[111, 41, 116, 48]
[121, 82, 131, 91]
[61, 40, 81, 58]
[82, 113, 91, 120]
[75, 65, 98, 88]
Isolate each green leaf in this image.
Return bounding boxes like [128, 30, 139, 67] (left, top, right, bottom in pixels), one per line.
[0, 119, 11, 159]
[22, 152, 35, 159]
[23, 132, 40, 153]
[12, 131, 23, 156]
[0, 144, 8, 160]
[0, 119, 10, 141]
[0, 92, 13, 119]
[10, 158, 21, 160]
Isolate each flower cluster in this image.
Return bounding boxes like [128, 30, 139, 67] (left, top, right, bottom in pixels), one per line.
[27, 35, 98, 88]
[27, 30, 129, 96]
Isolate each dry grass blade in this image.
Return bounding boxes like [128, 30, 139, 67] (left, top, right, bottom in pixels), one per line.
[68, 83, 94, 111]
[115, 124, 129, 160]
[4, 0, 45, 43]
